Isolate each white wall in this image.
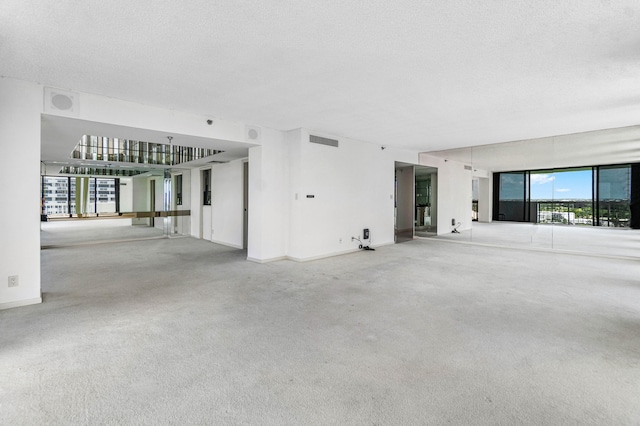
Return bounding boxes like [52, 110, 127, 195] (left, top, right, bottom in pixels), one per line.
[211, 159, 245, 249]
[477, 175, 492, 223]
[74, 88, 246, 143]
[202, 206, 212, 241]
[153, 176, 164, 231]
[419, 154, 474, 235]
[190, 168, 202, 238]
[247, 128, 291, 262]
[132, 176, 150, 226]
[173, 171, 191, 235]
[199, 167, 212, 241]
[430, 172, 438, 228]
[287, 129, 418, 261]
[119, 177, 133, 212]
[0, 78, 42, 309]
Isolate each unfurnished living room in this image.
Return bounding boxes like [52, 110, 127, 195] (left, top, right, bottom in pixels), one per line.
[1, 2, 640, 425]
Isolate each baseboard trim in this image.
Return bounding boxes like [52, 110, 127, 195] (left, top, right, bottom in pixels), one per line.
[211, 239, 243, 249]
[248, 241, 395, 264]
[247, 255, 288, 264]
[287, 247, 360, 262]
[0, 296, 42, 311]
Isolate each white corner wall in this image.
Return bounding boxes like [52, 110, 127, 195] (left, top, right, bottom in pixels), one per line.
[476, 173, 492, 223]
[202, 205, 212, 241]
[132, 176, 150, 226]
[0, 78, 42, 309]
[154, 177, 164, 231]
[173, 171, 191, 235]
[119, 177, 134, 212]
[247, 128, 291, 262]
[190, 168, 202, 239]
[211, 159, 245, 249]
[199, 167, 213, 241]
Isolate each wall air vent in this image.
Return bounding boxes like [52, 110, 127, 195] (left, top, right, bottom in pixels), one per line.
[309, 135, 339, 148]
[464, 165, 472, 171]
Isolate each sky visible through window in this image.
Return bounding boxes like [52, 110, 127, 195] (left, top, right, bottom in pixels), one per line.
[530, 170, 592, 200]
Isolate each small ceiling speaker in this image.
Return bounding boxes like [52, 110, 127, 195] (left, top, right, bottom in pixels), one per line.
[245, 125, 261, 142]
[44, 87, 79, 116]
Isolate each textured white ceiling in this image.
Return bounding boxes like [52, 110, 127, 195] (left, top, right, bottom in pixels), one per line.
[2, 1, 640, 152]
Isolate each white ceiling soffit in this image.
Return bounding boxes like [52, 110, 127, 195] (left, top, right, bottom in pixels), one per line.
[4, 1, 640, 152]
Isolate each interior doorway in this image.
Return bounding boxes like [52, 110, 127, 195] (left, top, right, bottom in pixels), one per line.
[395, 163, 415, 243]
[395, 163, 438, 242]
[472, 177, 479, 222]
[243, 161, 249, 249]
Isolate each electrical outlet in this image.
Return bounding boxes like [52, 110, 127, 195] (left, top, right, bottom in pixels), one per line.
[8, 275, 18, 288]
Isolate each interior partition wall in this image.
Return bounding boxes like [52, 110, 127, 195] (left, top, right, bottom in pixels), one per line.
[493, 163, 638, 228]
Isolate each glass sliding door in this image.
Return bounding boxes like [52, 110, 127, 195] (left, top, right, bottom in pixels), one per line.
[597, 165, 631, 227]
[496, 165, 634, 228]
[496, 172, 528, 221]
[548, 168, 593, 225]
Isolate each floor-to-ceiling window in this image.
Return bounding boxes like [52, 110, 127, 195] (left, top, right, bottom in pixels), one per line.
[41, 176, 69, 214]
[532, 168, 593, 225]
[42, 176, 118, 216]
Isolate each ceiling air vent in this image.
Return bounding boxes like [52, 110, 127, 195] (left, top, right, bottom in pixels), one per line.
[464, 165, 472, 170]
[309, 134, 339, 148]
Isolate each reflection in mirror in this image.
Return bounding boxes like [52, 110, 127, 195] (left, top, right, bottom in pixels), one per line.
[41, 169, 192, 248]
[414, 166, 437, 238]
[421, 126, 639, 257]
[551, 164, 633, 257]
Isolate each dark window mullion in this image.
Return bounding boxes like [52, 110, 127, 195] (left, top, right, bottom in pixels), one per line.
[67, 176, 71, 215]
[593, 166, 599, 226]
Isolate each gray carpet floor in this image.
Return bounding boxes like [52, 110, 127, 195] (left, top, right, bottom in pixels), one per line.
[40, 222, 166, 248]
[2, 236, 640, 424]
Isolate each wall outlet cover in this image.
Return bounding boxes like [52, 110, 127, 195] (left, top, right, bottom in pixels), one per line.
[8, 275, 19, 287]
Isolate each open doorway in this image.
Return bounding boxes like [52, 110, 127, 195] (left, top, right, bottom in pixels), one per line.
[243, 161, 249, 249]
[472, 177, 479, 222]
[395, 163, 438, 242]
[395, 164, 414, 243]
